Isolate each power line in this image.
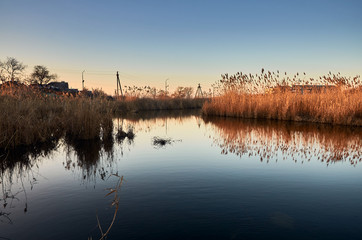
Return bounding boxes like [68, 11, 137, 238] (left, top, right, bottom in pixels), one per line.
[50, 68, 140, 79]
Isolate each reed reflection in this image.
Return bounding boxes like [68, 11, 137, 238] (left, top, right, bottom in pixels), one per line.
[1, 128, 119, 222]
[0, 140, 59, 225]
[119, 109, 200, 134]
[204, 117, 362, 165]
[63, 129, 124, 182]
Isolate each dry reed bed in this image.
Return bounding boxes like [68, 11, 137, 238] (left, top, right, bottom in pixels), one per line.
[203, 90, 362, 126]
[0, 85, 205, 150]
[0, 87, 114, 150]
[112, 97, 206, 113]
[203, 71, 362, 126]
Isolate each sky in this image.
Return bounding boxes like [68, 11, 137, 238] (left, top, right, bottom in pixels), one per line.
[1, 0, 361, 94]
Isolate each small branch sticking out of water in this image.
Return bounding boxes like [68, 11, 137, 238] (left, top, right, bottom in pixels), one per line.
[89, 174, 124, 240]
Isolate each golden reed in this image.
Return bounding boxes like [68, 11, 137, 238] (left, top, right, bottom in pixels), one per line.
[0, 84, 114, 149]
[203, 71, 362, 126]
[0, 83, 205, 150]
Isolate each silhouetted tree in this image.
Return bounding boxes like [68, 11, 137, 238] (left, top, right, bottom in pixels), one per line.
[30, 65, 57, 85]
[172, 86, 193, 98]
[0, 57, 27, 83]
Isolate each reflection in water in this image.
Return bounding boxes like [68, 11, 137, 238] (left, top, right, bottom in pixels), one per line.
[1, 111, 362, 239]
[1, 139, 60, 224]
[0, 138, 60, 172]
[124, 109, 201, 121]
[123, 109, 201, 134]
[116, 121, 135, 145]
[204, 116, 362, 165]
[1, 111, 198, 227]
[1, 124, 126, 223]
[152, 136, 181, 149]
[63, 125, 133, 181]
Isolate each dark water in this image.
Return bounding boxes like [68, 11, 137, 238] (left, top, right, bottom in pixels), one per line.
[1, 111, 362, 240]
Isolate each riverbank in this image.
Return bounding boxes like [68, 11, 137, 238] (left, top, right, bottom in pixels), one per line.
[202, 90, 362, 126]
[113, 97, 205, 113]
[0, 85, 206, 150]
[202, 71, 361, 126]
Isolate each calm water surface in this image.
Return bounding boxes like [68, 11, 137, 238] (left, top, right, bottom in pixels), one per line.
[1, 111, 362, 240]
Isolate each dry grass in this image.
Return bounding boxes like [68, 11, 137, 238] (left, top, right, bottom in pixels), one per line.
[0, 84, 114, 150]
[0, 83, 206, 150]
[203, 71, 362, 126]
[203, 90, 362, 126]
[112, 97, 206, 113]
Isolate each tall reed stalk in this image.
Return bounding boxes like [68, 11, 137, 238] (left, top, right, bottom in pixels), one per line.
[0, 84, 205, 150]
[0, 85, 114, 150]
[203, 71, 362, 126]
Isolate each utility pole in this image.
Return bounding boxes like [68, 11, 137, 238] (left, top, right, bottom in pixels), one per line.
[116, 71, 123, 100]
[82, 70, 85, 90]
[165, 78, 169, 96]
[195, 83, 203, 98]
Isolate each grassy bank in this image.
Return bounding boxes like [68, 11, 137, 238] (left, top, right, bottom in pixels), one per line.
[0, 89, 114, 150]
[112, 97, 206, 113]
[0, 84, 206, 150]
[203, 71, 362, 126]
[203, 90, 362, 126]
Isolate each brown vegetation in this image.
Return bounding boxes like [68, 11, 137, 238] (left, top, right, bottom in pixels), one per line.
[113, 97, 206, 113]
[0, 83, 206, 150]
[204, 116, 362, 165]
[0, 83, 114, 150]
[203, 70, 362, 126]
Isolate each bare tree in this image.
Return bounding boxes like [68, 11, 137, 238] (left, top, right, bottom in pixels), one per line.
[172, 86, 193, 98]
[30, 65, 57, 85]
[0, 63, 6, 83]
[0, 57, 27, 83]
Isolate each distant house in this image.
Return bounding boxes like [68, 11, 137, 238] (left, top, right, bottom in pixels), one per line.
[0, 80, 79, 96]
[291, 85, 336, 94]
[266, 85, 336, 94]
[47, 81, 69, 91]
[46, 81, 79, 95]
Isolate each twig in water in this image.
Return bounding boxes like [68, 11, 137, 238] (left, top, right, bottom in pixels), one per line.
[91, 174, 124, 240]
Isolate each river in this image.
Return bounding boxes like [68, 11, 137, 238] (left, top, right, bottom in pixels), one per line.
[1, 110, 361, 240]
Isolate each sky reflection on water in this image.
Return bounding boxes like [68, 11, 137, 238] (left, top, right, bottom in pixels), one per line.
[1, 112, 362, 240]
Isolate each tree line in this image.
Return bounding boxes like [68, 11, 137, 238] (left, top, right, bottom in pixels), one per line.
[0, 57, 57, 85]
[0, 57, 212, 98]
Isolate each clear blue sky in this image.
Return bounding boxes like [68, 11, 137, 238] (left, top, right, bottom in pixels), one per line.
[1, 0, 361, 94]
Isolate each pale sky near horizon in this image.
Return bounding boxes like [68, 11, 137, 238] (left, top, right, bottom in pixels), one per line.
[1, 0, 361, 94]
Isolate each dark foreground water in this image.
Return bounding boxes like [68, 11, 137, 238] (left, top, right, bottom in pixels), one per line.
[1, 111, 362, 240]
